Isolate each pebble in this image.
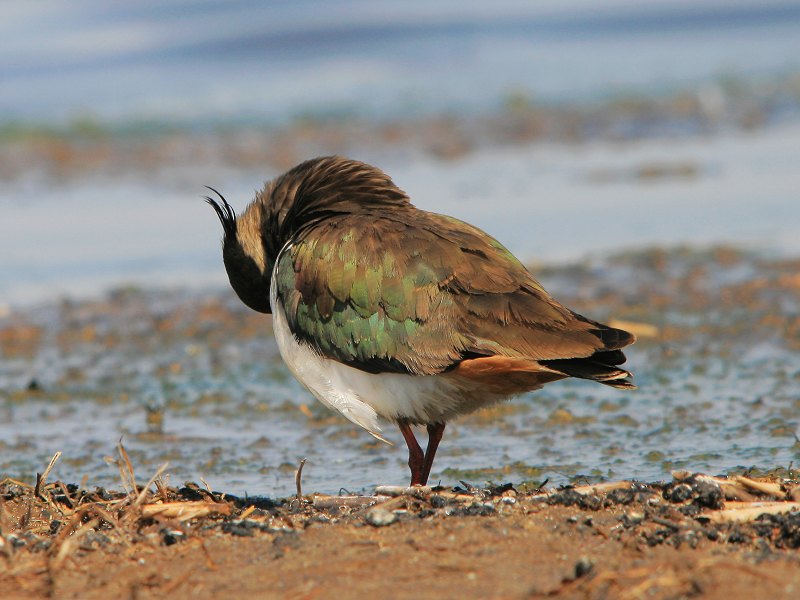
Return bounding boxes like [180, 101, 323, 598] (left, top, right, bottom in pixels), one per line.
[575, 557, 594, 579]
[365, 508, 397, 527]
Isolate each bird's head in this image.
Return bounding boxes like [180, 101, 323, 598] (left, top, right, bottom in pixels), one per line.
[206, 156, 411, 315]
[205, 187, 274, 314]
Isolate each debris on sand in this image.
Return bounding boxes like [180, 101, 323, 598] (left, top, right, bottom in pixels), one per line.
[3, 452, 798, 562]
[2, 452, 800, 598]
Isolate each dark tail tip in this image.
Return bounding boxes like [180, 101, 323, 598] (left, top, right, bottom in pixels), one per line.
[540, 357, 636, 390]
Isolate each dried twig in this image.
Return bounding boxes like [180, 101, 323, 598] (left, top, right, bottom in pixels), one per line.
[200, 540, 218, 571]
[34, 452, 62, 499]
[704, 501, 800, 523]
[55, 481, 75, 510]
[105, 446, 136, 497]
[51, 517, 100, 569]
[733, 475, 784, 498]
[238, 505, 257, 520]
[570, 481, 633, 496]
[650, 516, 682, 531]
[87, 504, 132, 548]
[374, 485, 433, 498]
[133, 463, 169, 508]
[295, 458, 307, 500]
[313, 495, 381, 509]
[141, 501, 231, 521]
[154, 475, 171, 502]
[117, 440, 137, 497]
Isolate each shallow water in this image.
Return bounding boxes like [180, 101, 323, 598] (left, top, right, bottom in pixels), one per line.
[1, 248, 797, 497]
[3, 121, 800, 307]
[3, 2, 800, 306]
[4, 1, 800, 125]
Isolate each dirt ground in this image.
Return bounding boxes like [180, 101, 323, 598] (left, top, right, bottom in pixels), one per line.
[2, 467, 800, 600]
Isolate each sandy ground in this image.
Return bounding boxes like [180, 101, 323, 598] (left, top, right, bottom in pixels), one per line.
[2, 470, 800, 600]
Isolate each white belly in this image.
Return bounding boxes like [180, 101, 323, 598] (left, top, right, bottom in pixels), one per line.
[269, 273, 473, 442]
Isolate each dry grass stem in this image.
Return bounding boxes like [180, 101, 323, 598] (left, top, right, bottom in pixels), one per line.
[295, 458, 307, 500]
[117, 441, 137, 496]
[733, 475, 785, 498]
[374, 485, 433, 497]
[705, 501, 800, 523]
[238, 505, 256, 520]
[569, 480, 634, 496]
[313, 495, 382, 509]
[51, 517, 100, 569]
[34, 452, 62, 499]
[141, 501, 231, 521]
[133, 463, 169, 508]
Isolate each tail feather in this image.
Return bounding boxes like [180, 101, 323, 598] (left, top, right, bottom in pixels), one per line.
[540, 317, 638, 389]
[587, 348, 627, 366]
[539, 357, 637, 390]
[593, 326, 636, 351]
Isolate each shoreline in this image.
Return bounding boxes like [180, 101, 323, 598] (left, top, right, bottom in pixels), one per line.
[2, 70, 799, 184]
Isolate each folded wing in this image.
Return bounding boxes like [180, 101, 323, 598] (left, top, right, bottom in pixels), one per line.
[272, 210, 635, 386]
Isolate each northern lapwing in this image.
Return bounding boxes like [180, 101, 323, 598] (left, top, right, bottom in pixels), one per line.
[206, 156, 635, 486]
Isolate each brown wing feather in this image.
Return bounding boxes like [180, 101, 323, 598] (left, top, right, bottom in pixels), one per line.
[281, 206, 635, 384]
[415, 213, 635, 364]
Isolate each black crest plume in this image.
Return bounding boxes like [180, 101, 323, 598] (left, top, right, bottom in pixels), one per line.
[204, 186, 236, 238]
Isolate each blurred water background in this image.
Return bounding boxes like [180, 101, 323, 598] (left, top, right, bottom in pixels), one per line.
[1, 1, 799, 496]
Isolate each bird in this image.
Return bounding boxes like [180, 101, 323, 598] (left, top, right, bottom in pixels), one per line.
[205, 156, 636, 487]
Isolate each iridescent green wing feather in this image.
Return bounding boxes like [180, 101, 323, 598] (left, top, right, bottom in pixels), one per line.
[273, 211, 630, 376]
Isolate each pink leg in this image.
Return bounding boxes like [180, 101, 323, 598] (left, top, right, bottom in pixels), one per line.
[398, 421, 425, 486]
[422, 423, 446, 485]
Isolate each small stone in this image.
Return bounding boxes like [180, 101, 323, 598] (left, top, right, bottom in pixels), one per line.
[221, 521, 256, 537]
[664, 483, 693, 503]
[693, 481, 723, 509]
[621, 511, 644, 528]
[161, 528, 186, 545]
[575, 557, 594, 579]
[430, 495, 447, 508]
[365, 508, 397, 527]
